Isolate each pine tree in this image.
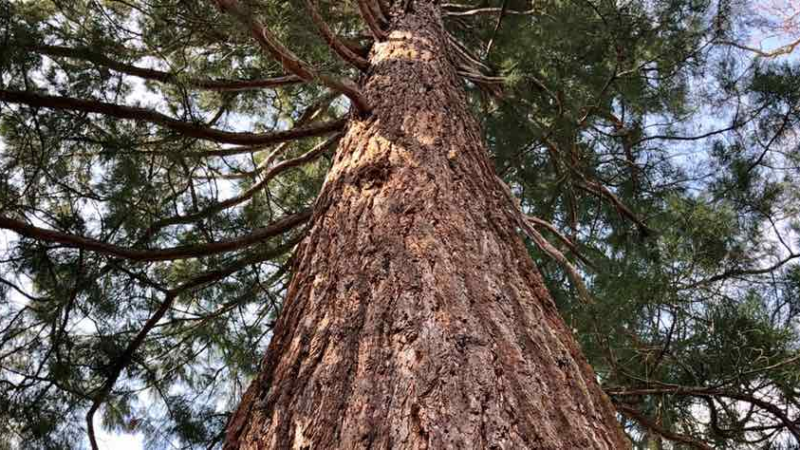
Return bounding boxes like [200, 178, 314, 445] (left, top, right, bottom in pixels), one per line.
[1, 0, 799, 449]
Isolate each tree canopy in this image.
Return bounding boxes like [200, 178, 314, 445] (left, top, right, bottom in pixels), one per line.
[0, 0, 799, 448]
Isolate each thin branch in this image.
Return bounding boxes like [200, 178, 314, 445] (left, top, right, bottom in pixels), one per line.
[196, 92, 339, 161]
[484, 0, 509, 58]
[443, 5, 539, 17]
[85, 237, 300, 450]
[357, 0, 388, 41]
[303, 0, 370, 71]
[527, 216, 595, 269]
[742, 101, 798, 177]
[609, 386, 800, 440]
[686, 253, 800, 288]
[721, 37, 800, 58]
[447, 32, 504, 97]
[212, 0, 371, 113]
[31, 44, 303, 91]
[0, 89, 347, 146]
[615, 404, 713, 450]
[0, 210, 310, 262]
[576, 178, 654, 236]
[495, 176, 593, 304]
[138, 133, 341, 239]
[633, 123, 745, 145]
[525, 219, 593, 304]
[447, 32, 493, 75]
[594, 110, 640, 190]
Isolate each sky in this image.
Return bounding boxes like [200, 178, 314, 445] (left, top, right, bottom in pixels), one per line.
[1, 1, 799, 448]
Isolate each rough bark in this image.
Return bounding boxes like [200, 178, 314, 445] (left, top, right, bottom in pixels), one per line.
[225, 3, 629, 449]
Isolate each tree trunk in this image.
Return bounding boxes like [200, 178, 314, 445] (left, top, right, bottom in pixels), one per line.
[225, 3, 629, 449]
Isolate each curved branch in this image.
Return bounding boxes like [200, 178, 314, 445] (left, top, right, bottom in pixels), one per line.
[303, 0, 370, 71]
[686, 253, 800, 288]
[525, 220, 593, 304]
[527, 216, 595, 269]
[139, 133, 341, 239]
[495, 176, 593, 304]
[0, 89, 347, 146]
[31, 44, 303, 91]
[212, 0, 371, 113]
[367, 0, 388, 23]
[576, 179, 654, 236]
[376, 0, 390, 19]
[615, 404, 712, 450]
[633, 123, 745, 145]
[0, 210, 310, 262]
[85, 237, 300, 450]
[721, 37, 800, 59]
[197, 92, 340, 160]
[443, 5, 539, 17]
[609, 386, 800, 440]
[357, 0, 388, 41]
[484, 0, 509, 57]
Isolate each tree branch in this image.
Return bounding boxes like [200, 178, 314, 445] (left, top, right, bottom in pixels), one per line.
[443, 4, 539, 17]
[212, 0, 371, 113]
[721, 37, 800, 59]
[375, 0, 390, 19]
[138, 133, 341, 239]
[495, 176, 594, 304]
[609, 386, 800, 440]
[686, 253, 800, 288]
[576, 178, 654, 236]
[85, 237, 300, 450]
[484, 0, 509, 58]
[0, 89, 347, 146]
[615, 404, 713, 450]
[303, 0, 370, 71]
[527, 215, 595, 269]
[357, 0, 388, 41]
[31, 44, 303, 91]
[0, 210, 310, 262]
[196, 93, 339, 160]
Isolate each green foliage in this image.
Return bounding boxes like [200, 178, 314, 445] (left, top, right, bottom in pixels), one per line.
[0, 0, 799, 449]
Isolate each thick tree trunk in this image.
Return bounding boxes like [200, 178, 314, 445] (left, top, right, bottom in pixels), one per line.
[225, 3, 628, 449]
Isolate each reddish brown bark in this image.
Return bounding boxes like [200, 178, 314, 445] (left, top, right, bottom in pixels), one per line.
[225, 3, 629, 448]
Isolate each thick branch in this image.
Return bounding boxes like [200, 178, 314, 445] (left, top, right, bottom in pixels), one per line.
[32, 44, 303, 91]
[375, 0, 390, 18]
[0, 210, 310, 262]
[0, 89, 346, 146]
[212, 0, 370, 113]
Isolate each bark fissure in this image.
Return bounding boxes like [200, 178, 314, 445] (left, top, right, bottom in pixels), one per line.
[225, 3, 628, 449]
